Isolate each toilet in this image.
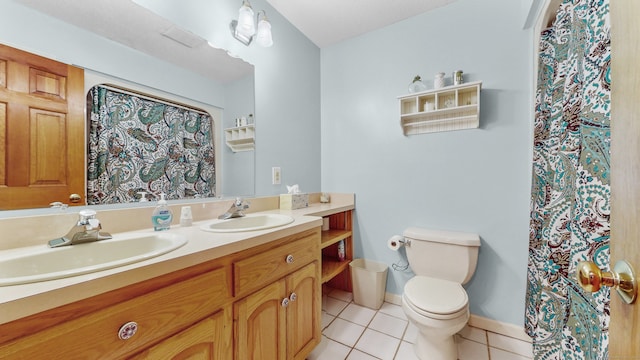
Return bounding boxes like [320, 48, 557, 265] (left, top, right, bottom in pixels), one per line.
[400, 227, 481, 360]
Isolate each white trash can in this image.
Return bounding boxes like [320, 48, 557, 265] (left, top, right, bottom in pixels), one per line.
[349, 258, 388, 310]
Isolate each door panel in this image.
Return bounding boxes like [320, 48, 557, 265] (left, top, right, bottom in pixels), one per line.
[0, 44, 84, 210]
[235, 280, 287, 360]
[287, 262, 321, 360]
[610, 1, 640, 358]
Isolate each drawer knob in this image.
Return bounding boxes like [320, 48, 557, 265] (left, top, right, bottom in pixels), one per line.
[289, 292, 297, 302]
[282, 297, 290, 308]
[118, 321, 138, 340]
[285, 254, 294, 264]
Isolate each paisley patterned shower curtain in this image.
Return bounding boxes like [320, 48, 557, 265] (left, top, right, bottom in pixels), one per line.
[87, 86, 216, 204]
[525, 1, 610, 359]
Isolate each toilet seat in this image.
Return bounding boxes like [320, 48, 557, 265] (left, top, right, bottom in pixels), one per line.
[403, 276, 468, 320]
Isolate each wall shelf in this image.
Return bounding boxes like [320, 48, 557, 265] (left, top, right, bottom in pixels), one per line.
[398, 81, 482, 135]
[225, 124, 254, 152]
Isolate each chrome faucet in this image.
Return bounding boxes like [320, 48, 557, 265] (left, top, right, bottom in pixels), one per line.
[48, 209, 112, 248]
[218, 198, 250, 220]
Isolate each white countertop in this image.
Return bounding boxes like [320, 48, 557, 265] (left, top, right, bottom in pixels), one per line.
[0, 199, 354, 325]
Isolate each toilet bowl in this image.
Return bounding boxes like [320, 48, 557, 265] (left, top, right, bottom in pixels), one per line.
[402, 276, 470, 360]
[399, 227, 480, 360]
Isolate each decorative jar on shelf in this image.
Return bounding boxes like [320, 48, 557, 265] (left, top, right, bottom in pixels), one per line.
[434, 72, 445, 89]
[408, 75, 428, 93]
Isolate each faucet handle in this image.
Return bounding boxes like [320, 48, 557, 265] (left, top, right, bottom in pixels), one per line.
[87, 218, 101, 230]
[78, 209, 99, 227]
[79, 209, 97, 218]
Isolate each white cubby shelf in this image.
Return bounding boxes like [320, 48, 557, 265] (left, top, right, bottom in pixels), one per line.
[398, 81, 482, 135]
[225, 124, 255, 152]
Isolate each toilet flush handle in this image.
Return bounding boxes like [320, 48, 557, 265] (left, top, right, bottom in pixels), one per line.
[577, 260, 637, 304]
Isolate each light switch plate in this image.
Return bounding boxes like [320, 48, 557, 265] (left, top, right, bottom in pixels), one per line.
[272, 167, 281, 185]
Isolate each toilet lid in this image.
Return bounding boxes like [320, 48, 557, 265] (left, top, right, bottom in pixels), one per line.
[404, 276, 468, 315]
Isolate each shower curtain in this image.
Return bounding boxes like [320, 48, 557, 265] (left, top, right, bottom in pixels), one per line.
[525, 1, 610, 359]
[87, 86, 217, 204]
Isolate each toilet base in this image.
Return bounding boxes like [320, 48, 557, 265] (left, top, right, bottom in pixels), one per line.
[414, 332, 457, 360]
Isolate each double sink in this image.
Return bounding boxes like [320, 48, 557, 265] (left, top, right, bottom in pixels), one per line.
[0, 213, 294, 286]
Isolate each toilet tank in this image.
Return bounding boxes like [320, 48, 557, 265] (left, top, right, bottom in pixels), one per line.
[403, 227, 480, 284]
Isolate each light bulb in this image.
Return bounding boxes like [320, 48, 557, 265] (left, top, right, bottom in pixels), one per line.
[237, 1, 255, 38]
[256, 12, 273, 47]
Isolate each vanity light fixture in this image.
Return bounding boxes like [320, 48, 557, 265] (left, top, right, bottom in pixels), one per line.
[230, 0, 273, 47]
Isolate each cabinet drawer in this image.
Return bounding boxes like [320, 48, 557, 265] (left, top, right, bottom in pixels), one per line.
[234, 231, 320, 297]
[0, 266, 230, 360]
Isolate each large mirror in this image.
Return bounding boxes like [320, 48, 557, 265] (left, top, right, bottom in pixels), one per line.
[2, 0, 255, 213]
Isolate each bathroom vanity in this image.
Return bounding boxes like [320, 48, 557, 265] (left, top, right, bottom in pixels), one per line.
[0, 194, 354, 359]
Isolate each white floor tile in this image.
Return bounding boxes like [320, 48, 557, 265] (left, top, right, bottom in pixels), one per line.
[457, 336, 489, 360]
[458, 324, 487, 344]
[324, 318, 366, 347]
[307, 336, 351, 360]
[489, 347, 533, 360]
[329, 288, 354, 302]
[355, 329, 401, 360]
[346, 349, 379, 360]
[378, 302, 407, 320]
[368, 312, 408, 339]
[315, 289, 507, 360]
[487, 332, 533, 358]
[394, 341, 420, 360]
[339, 303, 377, 326]
[403, 322, 418, 344]
[324, 296, 350, 316]
[322, 311, 335, 329]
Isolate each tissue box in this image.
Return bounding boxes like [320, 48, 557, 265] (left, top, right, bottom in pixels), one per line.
[280, 193, 309, 210]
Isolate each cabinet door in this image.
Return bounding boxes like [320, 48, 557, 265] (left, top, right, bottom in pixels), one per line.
[129, 308, 231, 360]
[235, 280, 287, 360]
[286, 262, 321, 360]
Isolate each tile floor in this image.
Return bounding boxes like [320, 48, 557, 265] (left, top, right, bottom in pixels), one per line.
[308, 287, 534, 360]
[308, 288, 420, 360]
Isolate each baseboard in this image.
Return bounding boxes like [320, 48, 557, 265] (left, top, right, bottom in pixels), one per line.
[468, 314, 531, 343]
[384, 292, 532, 343]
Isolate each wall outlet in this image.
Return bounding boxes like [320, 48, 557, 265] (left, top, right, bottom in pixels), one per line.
[272, 167, 281, 185]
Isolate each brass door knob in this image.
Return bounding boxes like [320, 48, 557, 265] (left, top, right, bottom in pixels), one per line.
[69, 193, 81, 203]
[577, 260, 637, 304]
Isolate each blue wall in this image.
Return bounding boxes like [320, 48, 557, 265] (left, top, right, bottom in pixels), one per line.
[320, 0, 534, 325]
[2, 0, 536, 327]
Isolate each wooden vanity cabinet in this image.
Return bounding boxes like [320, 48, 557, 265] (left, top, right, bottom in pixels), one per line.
[235, 262, 320, 360]
[233, 229, 321, 360]
[129, 309, 231, 359]
[0, 226, 322, 360]
[0, 262, 233, 360]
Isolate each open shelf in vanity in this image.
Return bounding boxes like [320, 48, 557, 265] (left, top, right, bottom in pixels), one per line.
[320, 209, 353, 291]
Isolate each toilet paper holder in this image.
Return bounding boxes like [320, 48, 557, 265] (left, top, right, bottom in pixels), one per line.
[390, 236, 410, 247]
[388, 235, 411, 251]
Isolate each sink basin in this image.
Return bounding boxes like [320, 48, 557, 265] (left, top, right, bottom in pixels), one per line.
[0, 233, 187, 286]
[200, 214, 294, 233]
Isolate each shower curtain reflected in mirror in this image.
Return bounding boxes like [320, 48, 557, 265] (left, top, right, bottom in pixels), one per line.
[526, 1, 610, 359]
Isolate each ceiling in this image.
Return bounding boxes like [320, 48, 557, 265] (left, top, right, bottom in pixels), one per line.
[16, 0, 457, 81]
[16, 0, 254, 84]
[266, 0, 458, 48]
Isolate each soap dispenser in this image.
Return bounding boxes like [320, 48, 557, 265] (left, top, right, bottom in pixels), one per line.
[152, 193, 173, 231]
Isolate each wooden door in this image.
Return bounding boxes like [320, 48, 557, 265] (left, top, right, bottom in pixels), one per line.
[609, 1, 640, 358]
[286, 262, 321, 360]
[129, 309, 231, 359]
[235, 280, 287, 360]
[0, 44, 84, 210]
